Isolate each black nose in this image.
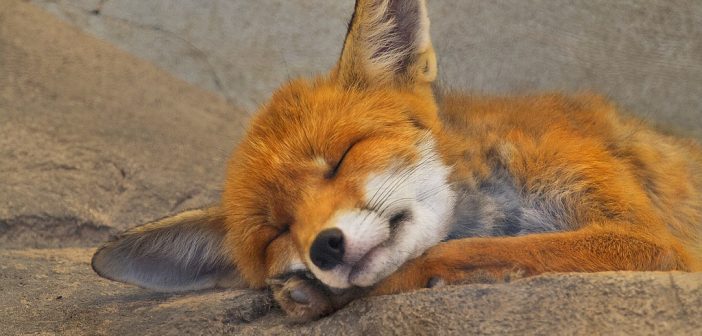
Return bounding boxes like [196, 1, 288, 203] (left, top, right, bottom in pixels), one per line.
[310, 228, 345, 270]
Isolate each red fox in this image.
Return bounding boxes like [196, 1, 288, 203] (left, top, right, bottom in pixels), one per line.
[92, 0, 702, 321]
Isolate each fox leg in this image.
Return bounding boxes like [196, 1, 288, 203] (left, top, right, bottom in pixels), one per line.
[371, 226, 692, 295]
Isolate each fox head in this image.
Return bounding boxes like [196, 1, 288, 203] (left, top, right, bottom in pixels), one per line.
[92, 0, 456, 291]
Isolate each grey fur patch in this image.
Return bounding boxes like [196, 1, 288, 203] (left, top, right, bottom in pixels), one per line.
[447, 168, 566, 240]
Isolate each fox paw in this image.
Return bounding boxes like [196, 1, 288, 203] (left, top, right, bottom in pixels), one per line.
[267, 271, 369, 322]
[267, 271, 335, 322]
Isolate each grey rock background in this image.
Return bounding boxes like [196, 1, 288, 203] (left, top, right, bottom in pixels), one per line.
[1, 0, 247, 248]
[30, 0, 702, 138]
[1, 0, 701, 335]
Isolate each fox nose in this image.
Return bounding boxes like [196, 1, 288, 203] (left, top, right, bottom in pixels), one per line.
[310, 228, 345, 270]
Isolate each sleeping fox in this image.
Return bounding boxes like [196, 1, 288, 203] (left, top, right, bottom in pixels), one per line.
[92, 0, 702, 322]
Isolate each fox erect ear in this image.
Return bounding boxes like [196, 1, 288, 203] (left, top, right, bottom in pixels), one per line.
[92, 207, 244, 292]
[335, 0, 436, 88]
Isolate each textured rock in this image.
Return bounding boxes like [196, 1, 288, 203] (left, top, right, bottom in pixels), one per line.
[2, 248, 701, 335]
[0, 0, 246, 248]
[29, 0, 702, 139]
[1, 1, 702, 335]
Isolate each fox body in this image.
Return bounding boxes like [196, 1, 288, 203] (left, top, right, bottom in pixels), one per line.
[92, 0, 702, 321]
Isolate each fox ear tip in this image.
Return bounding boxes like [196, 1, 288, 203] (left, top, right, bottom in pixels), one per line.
[90, 245, 103, 273]
[91, 255, 103, 279]
[90, 241, 125, 283]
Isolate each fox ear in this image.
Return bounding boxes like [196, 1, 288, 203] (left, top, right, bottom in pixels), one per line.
[91, 207, 245, 292]
[335, 0, 436, 88]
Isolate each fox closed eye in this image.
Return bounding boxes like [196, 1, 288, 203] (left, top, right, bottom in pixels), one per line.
[325, 139, 362, 179]
[266, 225, 290, 248]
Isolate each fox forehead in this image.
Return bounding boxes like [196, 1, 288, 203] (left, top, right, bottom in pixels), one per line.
[242, 80, 429, 186]
[251, 78, 431, 146]
[234, 78, 436, 185]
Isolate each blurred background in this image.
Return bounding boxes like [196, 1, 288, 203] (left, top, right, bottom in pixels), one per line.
[32, 0, 702, 134]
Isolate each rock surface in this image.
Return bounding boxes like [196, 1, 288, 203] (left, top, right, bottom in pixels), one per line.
[1, 1, 701, 335]
[0, 0, 246, 249]
[3, 248, 702, 336]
